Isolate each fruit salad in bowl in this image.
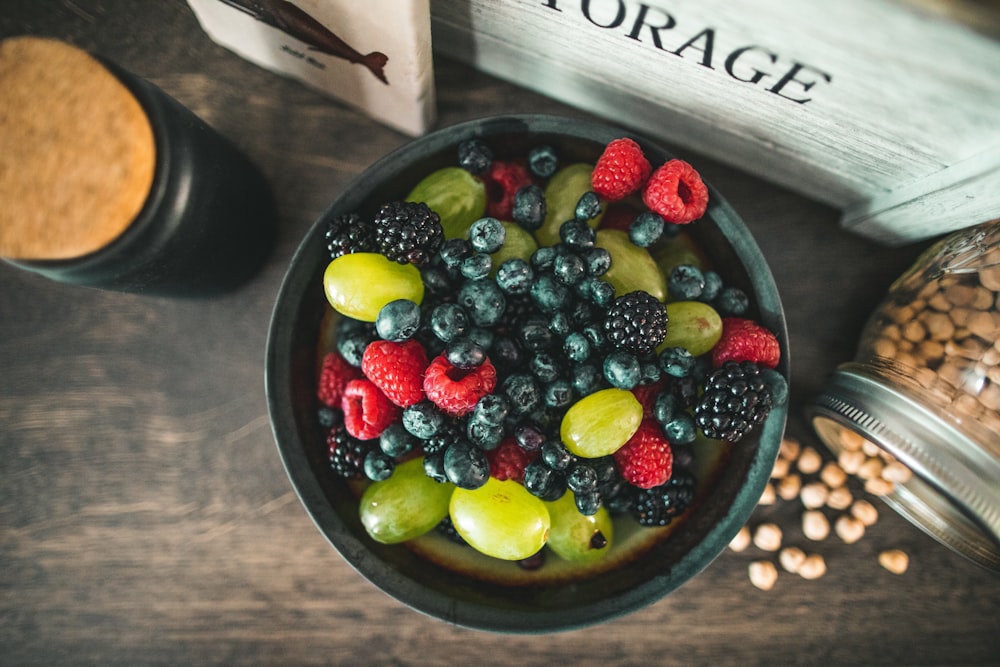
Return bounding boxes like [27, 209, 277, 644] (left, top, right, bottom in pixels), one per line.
[266, 114, 788, 632]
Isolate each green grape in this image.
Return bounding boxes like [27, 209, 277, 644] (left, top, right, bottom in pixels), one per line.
[651, 230, 708, 279]
[560, 388, 643, 458]
[359, 457, 454, 544]
[535, 163, 604, 247]
[545, 491, 614, 564]
[449, 477, 551, 561]
[595, 229, 668, 301]
[324, 252, 424, 322]
[658, 300, 723, 357]
[406, 166, 487, 239]
[489, 221, 538, 277]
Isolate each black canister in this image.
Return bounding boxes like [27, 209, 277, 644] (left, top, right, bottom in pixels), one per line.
[1, 37, 276, 297]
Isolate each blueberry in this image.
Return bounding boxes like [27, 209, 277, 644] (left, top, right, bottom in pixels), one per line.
[420, 265, 452, 296]
[472, 393, 510, 426]
[574, 191, 602, 221]
[701, 270, 724, 302]
[364, 450, 395, 481]
[503, 373, 541, 415]
[663, 412, 697, 444]
[466, 418, 503, 450]
[375, 298, 421, 341]
[548, 311, 572, 337]
[575, 491, 602, 516]
[531, 246, 558, 272]
[715, 286, 749, 316]
[563, 331, 591, 362]
[317, 405, 340, 429]
[512, 184, 546, 230]
[438, 237, 472, 268]
[654, 391, 679, 425]
[567, 462, 598, 495]
[466, 326, 494, 349]
[379, 422, 416, 458]
[489, 334, 523, 368]
[541, 440, 574, 471]
[423, 450, 448, 482]
[514, 422, 546, 452]
[559, 219, 596, 249]
[443, 441, 490, 489]
[528, 144, 558, 178]
[588, 279, 616, 308]
[336, 321, 375, 366]
[581, 323, 606, 351]
[523, 460, 565, 501]
[457, 138, 493, 175]
[668, 264, 705, 301]
[760, 368, 789, 406]
[629, 211, 665, 248]
[530, 273, 571, 313]
[604, 350, 641, 389]
[496, 258, 533, 295]
[446, 336, 486, 368]
[659, 346, 696, 377]
[543, 379, 574, 409]
[458, 279, 506, 327]
[640, 360, 662, 385]
[529, 352, 561, 383]
[469, 216, 506, 254]
[402, 401, 445, 439]
[581, 246, 612, 276]
[430, 302, 469, 343]
[553, 252, 586, 286]
[519, 317, 553, 352]
[460, 252, 492, 280]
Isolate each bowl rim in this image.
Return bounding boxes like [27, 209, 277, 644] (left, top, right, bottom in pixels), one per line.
[265, 113, 789, 633]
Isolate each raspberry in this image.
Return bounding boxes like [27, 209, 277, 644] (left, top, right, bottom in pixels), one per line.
[631, 379, 666, 420]
[613, 419, 674, 489]
[317, 351, 363, 408]
[598, 202, 640, 232]
[483, 160, 534, 220]
[487, 437, 537, 483]
[373, 201, 444, 267]
[361, 339, 428, 407]
[711, 317, 781, 369]
[591, 138, 651, 201]
[342, 378, 401, 440]
[642, 159, 709, 224]
[422, 354, 497, 417]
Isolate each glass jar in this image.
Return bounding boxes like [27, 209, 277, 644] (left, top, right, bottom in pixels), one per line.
[809, 219, 1000, 571]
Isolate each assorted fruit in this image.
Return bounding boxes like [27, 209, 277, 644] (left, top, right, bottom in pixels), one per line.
[314, 135, 786, 569]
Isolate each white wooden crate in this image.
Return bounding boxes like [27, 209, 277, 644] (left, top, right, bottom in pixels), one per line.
[430, 0, 1000, 245]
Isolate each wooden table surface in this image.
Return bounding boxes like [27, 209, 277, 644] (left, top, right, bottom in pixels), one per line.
[2, 2, 998, 665]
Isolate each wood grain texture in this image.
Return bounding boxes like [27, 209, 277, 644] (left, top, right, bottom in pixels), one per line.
[2, 2, 999, 665]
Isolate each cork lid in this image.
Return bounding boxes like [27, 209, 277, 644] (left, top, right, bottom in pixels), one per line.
[0, 36, 156, 260]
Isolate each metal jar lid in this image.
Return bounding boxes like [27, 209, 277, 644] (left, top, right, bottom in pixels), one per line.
[808, 365, 1000, 572]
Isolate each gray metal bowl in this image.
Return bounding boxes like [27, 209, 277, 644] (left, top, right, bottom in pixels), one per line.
[265, 114, 788, 633]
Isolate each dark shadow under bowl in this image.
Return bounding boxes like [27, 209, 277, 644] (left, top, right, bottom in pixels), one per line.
[266, 114, 789, 633]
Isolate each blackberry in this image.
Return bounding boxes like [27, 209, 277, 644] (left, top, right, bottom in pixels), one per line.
[325, 212, 377, 259]
[373, 201, 444, 266]
[631, 470, 696, 527]
[327, 424, 370, 479]
[602, 290, 668, 355]
[693, 360, 774, 443]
